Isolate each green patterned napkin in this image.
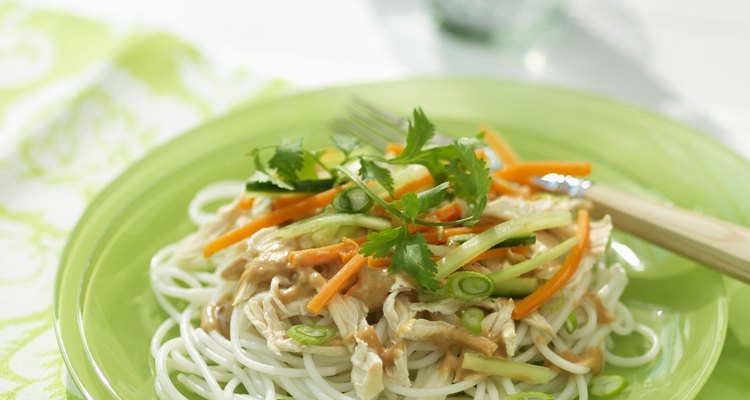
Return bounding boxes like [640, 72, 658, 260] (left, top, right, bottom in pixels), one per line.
[0, 3, 283, 399]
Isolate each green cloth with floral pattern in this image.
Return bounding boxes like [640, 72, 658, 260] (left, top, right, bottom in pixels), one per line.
[0, 3, 283, 399]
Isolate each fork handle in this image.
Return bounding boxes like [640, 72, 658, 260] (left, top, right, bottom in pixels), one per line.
[585, 184, 750, 282]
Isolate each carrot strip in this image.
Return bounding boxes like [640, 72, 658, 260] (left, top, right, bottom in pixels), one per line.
[490, 175, 523, 197]
[469, 246, 530, 262]
[238, 197, 255, 210]
[430, 202, 462, 222]
[497, 161, 592, 185]
[367, 256, 391, 268]
[512, 210, 590, 319]
[392, 173, 435, 200]
[386, 143, 405, 155]
[272, 194, 310, 210]
[307, 253, 367, 315]
[203, 186, 342, 257]
[421, 225, 493, 244]
[480, 124, 520, 166]
[289, 241, 358, 269]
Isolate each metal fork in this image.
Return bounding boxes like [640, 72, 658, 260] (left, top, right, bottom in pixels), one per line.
[333, 98, 501, 169]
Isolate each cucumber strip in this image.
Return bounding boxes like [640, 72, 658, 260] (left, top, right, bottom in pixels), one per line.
[488, 236, 578, 283]
[462, 353, 554, 384]
[492, 278, 538, 297]
[245, 178, 335, 195]
[332, 187, 373, 213]
[449, 233, 536, 248]
[435, 210, 572, 279]
[589, 375, 628, 397]
[276, 213, 391, 239]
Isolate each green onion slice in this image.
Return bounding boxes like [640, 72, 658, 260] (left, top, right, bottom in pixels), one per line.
[565, 311, 578, 334]
[589, 375, 628, 397]
[332, 187, 373, 213]
[461, 306, 485, 334]
[287, 324, 336, 345]
[446, 271, 495, 301]
[506, 392, 554, 400]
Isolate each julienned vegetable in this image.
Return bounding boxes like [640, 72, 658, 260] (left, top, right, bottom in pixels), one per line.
[275, 213, 390, 239]
[462, 353, 554, 384]
[513, 210, 590, 319]
[203, 186, 342, 257]
[287, 324, 336, 345]
[446, 271, 495, 301]
[492, 278, 538, 297]
[488, 236, 578, 283]
[331, 187, 373, 213]
[435, 210, 572, 279]
[307, 253, 366, 315]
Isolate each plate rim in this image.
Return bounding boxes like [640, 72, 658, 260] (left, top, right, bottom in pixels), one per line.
[53, 76, 737, 399]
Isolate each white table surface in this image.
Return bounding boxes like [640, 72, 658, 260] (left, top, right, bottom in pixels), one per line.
[26, 0, 750, 160]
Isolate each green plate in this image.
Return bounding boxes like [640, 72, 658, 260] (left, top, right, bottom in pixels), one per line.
[54, 78, 750, 400]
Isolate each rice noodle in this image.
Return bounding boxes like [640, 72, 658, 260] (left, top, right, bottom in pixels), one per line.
[150, 183, 660, 400]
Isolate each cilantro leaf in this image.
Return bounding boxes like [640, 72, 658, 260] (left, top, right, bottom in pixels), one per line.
[269, 139, 304, 181]
[396, 182, 450, 221]
[393, 107, 435, 162]
[360, 227, 401, 258]
[447, 141, 491, 220]
[331, 132, 358, 156]
[359, 157, 395, 197]
[390, 228, 439, 291]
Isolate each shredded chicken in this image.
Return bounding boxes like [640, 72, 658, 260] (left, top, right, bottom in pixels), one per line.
[483, 196, 584, 220]
[481, 298, 517, 357]
[351, 336, 384, 400]
[588, 215, 613, 255]
[244, 295, 303, 355]
[523, 311, 556, 338]
[399, 319, 498, 356]
[234, 227, 296, 305]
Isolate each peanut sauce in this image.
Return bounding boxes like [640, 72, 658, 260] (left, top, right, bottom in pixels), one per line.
[348, 267, 394, 310]
[356, 326, 404, 368]
[583, 293, 616, 324]
[553, 347, 604, 375]
[200, 291, 233, 338]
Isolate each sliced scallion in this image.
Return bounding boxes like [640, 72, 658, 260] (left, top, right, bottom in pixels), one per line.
[461, 306, 485, 334]
[332, 187, 373, 213]
[287, 324, 336, 345]
[446, 271, 495, 301]
[589, 375, 628, 397]
[565, 311, 578, 334]
[506, 392, 554, 400]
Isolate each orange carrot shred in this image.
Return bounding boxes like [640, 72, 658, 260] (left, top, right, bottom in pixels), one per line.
[386, 143, 405, 155]
[272, 194, 310, 210]
[480, 124, 520, 166]
[490, 175, 523, 197]
[238, 197, 255, 210]
[203, 186, 342, 257]
[307, 253, 367, 315]
[497, 161, 592, 185]
[512, 210, 590, 319]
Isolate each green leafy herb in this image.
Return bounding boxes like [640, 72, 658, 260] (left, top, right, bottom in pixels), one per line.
[447, 142, 491, 221]
[394, 182, 450, 221]
[360, 227, 402, 258]
[269, 139, 305, 181]
[359, 157, 395, 197]
[390, 228, 439, 291]
[392, 107, 435, 162]
[331, 132, 358, 156]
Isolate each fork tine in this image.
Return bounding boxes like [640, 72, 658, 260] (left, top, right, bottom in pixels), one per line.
[347, 108, 406, 143]
[351, 98, 409, 131]
[332, 119, 389, 150]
